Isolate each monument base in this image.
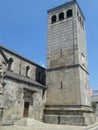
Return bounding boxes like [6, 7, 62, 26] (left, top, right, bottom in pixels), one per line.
[43, 105, 95, 126]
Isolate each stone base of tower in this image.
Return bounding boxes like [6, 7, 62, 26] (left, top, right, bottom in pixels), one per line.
[43, 105, 95, 126]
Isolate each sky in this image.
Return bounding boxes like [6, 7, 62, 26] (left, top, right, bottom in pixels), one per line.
[0, 0, 97, 90]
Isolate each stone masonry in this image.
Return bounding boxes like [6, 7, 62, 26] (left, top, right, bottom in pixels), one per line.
[44, 0, 95, 126]
[0, 46, 46, 125]
[0, 0, 95, 126]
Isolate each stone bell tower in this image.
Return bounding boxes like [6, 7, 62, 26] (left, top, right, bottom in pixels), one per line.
[44, 0, 95, 125]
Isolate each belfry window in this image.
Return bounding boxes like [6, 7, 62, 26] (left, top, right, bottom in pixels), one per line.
[51, 15, 56, 23]
[26, 66, 30, 77]
[8, 58, 14, 71]
[66, 9, 73, 18]
[59, 12, 64, 21]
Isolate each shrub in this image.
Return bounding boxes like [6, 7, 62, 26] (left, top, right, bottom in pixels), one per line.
[91, 102, 97, 112]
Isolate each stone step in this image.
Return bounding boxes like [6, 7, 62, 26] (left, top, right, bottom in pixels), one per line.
[14, 118, 44, 126]
[1, 121, 14, 126]
[83, 123, 98, 130]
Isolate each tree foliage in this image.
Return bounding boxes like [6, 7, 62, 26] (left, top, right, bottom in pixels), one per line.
[91, 102, 97, 112]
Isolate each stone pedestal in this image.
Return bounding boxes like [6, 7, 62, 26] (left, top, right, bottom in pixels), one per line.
[44, 105, 95, 126]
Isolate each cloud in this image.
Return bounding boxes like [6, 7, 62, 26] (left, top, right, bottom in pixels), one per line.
[39, 61, 45, 67]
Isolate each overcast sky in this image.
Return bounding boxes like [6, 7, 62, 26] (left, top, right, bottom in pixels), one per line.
[0, 0, 97, 90]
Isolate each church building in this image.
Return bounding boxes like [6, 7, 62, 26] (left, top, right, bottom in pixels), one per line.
[0, 46, 46, 125]
[0, 0, 95, 126]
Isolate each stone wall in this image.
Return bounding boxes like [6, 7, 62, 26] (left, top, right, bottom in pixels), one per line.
[46, 67, 81, 105]
[0, 46, 46, 125]
[0, 53, 7, 124]
[2, 48, 45, 85]
[44, 1, 95, 125]
[2, 78, 44, 123]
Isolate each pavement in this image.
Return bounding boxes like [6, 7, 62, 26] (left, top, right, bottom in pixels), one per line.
[0, 124, 85, 130]
[0, 119, 98, 130]
[0, 123, 98, 130]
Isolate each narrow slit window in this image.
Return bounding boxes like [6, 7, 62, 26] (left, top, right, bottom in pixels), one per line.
[79, 16, 82, 23]
[26, 66, 30, 77]
[8, 58, 14, 71]
[77, 11, 79, 17]
[60, 49, 62, 55]
[82, 21, 84, 29]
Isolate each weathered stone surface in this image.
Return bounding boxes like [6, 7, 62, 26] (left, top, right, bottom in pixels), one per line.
[0, 46, 46, 125]
[44, 0, 95, 126]
[0, 0, 95, 127]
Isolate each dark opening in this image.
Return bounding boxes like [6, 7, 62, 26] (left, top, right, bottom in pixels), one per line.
[82, 21, 84, 29]
[8, 58, 13, 71]
[77, 11, 79, 17]
[51, 15, 56, 23]
[58, 115, 60, 124]
[26, 66, 30, 77]
[79, 16, 82, 23]
[60, 49, 63, 55]
[42, 89, 45, 99]
[24, 102, 29, 108]
[38, 71, 41, 81]
[0, 109, 3, 120]
[23, 102, 29, 117]
[59, 12, 64, 21]
[66, 9, 73, 18]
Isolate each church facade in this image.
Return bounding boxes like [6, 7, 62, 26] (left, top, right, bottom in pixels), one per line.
[0, 0, 95, 126]
[0, 46, 46, 125]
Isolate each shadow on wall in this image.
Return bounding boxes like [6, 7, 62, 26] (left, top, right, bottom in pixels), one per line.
[36, 67, 46, 85]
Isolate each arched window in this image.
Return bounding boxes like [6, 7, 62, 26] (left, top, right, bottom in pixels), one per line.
[26, 66, 30, 77]
[59, 12, 64, 21]
[8, 58, 14, 71]
[38, 71, 41, 81]
[66, 9, 73, 18]
[51, 15, 56, 23]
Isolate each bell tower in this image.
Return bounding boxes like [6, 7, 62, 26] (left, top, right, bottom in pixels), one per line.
[44, 0, 95, 125]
